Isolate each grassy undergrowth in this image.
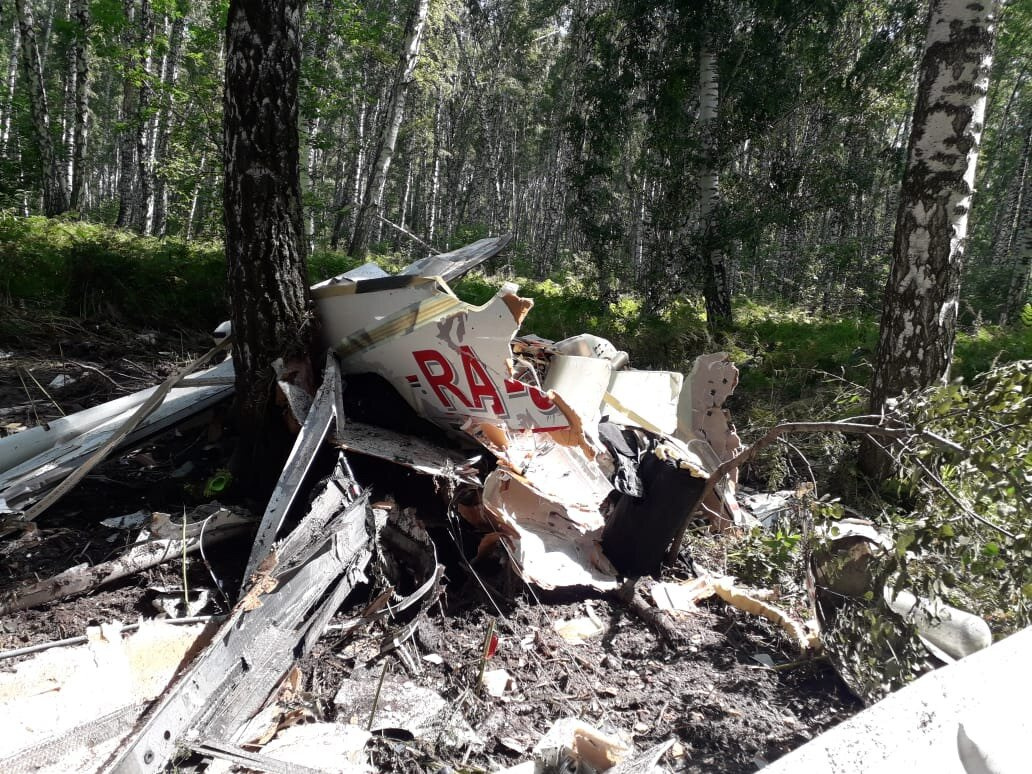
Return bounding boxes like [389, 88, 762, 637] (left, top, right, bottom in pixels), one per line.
[5, 214, 1030, 399]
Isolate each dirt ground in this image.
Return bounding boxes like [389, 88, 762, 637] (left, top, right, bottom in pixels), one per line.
[0, 314, 860, 773]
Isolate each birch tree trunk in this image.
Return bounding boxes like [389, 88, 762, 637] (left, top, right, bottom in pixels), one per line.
[131, 0, 155, 233]
[185, 150, 206, 240]
[861, 0, 998, 479]
[426, 89, 442, 245]
[1, 18, 19, 151]
[15, 0, 68, 215]
[68, 0, 90, 211]
[348, 0, 428, 259]
[224, 0, 310, 482]
[1001, 124, 1032, 325]
[697, 44, 732, 329]
[151, 9, 185, 236]
[115, 0, 137, 227]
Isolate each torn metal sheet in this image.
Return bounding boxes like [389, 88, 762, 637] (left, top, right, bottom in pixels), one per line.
[482, 469, 618, 590]
[675, 352, 742, 463]
[334, 420, 480, 485]
[103, 458, 370, 773]
[314, 251, 746, 585]
[0, 620, 213, 773]
[604, 370, 683, 435]
[543, 354, 613, 428]
[317, 279, 570, 437]
[399, 233, 512, 281]
[0, 357, 234, 513]
[243, 354, 341, 583]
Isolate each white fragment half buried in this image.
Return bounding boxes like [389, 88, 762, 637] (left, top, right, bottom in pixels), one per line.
[333, 672, 482, 749]
[259, 723, 373, 774]
[0, 620, 211, 773]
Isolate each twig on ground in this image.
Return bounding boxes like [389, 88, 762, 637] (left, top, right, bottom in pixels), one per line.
[15, 368, 42, 425]
[22, 368, 65, 416]
[368, 659, 390, 730]
[69, 361, 123, 389]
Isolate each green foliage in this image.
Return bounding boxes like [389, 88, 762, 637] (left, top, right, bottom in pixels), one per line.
[0, 214, 224, 329]
[886, 361, 1032, 632]
[952, 325, 1032, 383]
[731, 301, 877, 402]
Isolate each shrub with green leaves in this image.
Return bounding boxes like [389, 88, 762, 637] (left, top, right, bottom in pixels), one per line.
[887, 360, 1032, 633]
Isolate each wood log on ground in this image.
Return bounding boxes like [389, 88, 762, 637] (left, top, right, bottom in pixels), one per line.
[0, 506, 251, 615]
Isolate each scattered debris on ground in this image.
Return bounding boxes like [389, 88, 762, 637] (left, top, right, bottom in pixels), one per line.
[0, 237, 1004, 773]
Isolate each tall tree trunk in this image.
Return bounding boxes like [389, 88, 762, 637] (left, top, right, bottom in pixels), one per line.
[329, 94, 366, 250]
[115, 0, 137, 228]
[348, 0, 429, 259]
[15, 0, 68, 215]
[1001, 124, 1032, 325]
[68, 0, 90, 211]
[861, 0, 998, 479]
[151, 9, 185, 236]
[224, 0, 310, 482]
[132, 0, 155, 233]
[1, 18, 20, 151]
[697, 45, 732, 330]
[185, 150, 207, 240]
[426, 89, 442, 245]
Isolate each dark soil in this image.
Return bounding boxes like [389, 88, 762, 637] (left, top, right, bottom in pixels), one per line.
[0, 314, 860, 773]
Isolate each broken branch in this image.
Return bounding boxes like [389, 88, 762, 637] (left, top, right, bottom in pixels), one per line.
[0, 508, 250, 616]
[666, 418, 968, 563]
[376, 213, 441, 254]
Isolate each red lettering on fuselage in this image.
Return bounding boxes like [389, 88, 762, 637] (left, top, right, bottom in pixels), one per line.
[411, 347, 557, 417]
[412, 349, 472, 410]
[459, 346, 504, 415]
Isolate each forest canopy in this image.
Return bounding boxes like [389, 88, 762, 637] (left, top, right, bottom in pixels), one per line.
[0, 0, 1029, 329]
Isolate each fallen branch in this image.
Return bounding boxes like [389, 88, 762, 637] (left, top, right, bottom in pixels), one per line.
[376, 213, 440, 254]
[666, 418, 968, 563]
[612, 580, 686, 649]
[0, 507, 250, 616]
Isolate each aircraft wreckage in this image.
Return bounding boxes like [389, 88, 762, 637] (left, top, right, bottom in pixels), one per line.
[0, 234, 745, 591]
[0, 235, 1012, 774]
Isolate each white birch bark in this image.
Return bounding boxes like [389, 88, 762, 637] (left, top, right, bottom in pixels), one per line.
[348, 0, 429, 258]
[151, 10, 184, 236]
[1, 18, 19, 150]
[15, 0, 68, 214]
[697, 44, 732, 327]
[68, 0, 89, 210]
[1001, 124, 1032, 324]
[864, 0, 998, 477]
